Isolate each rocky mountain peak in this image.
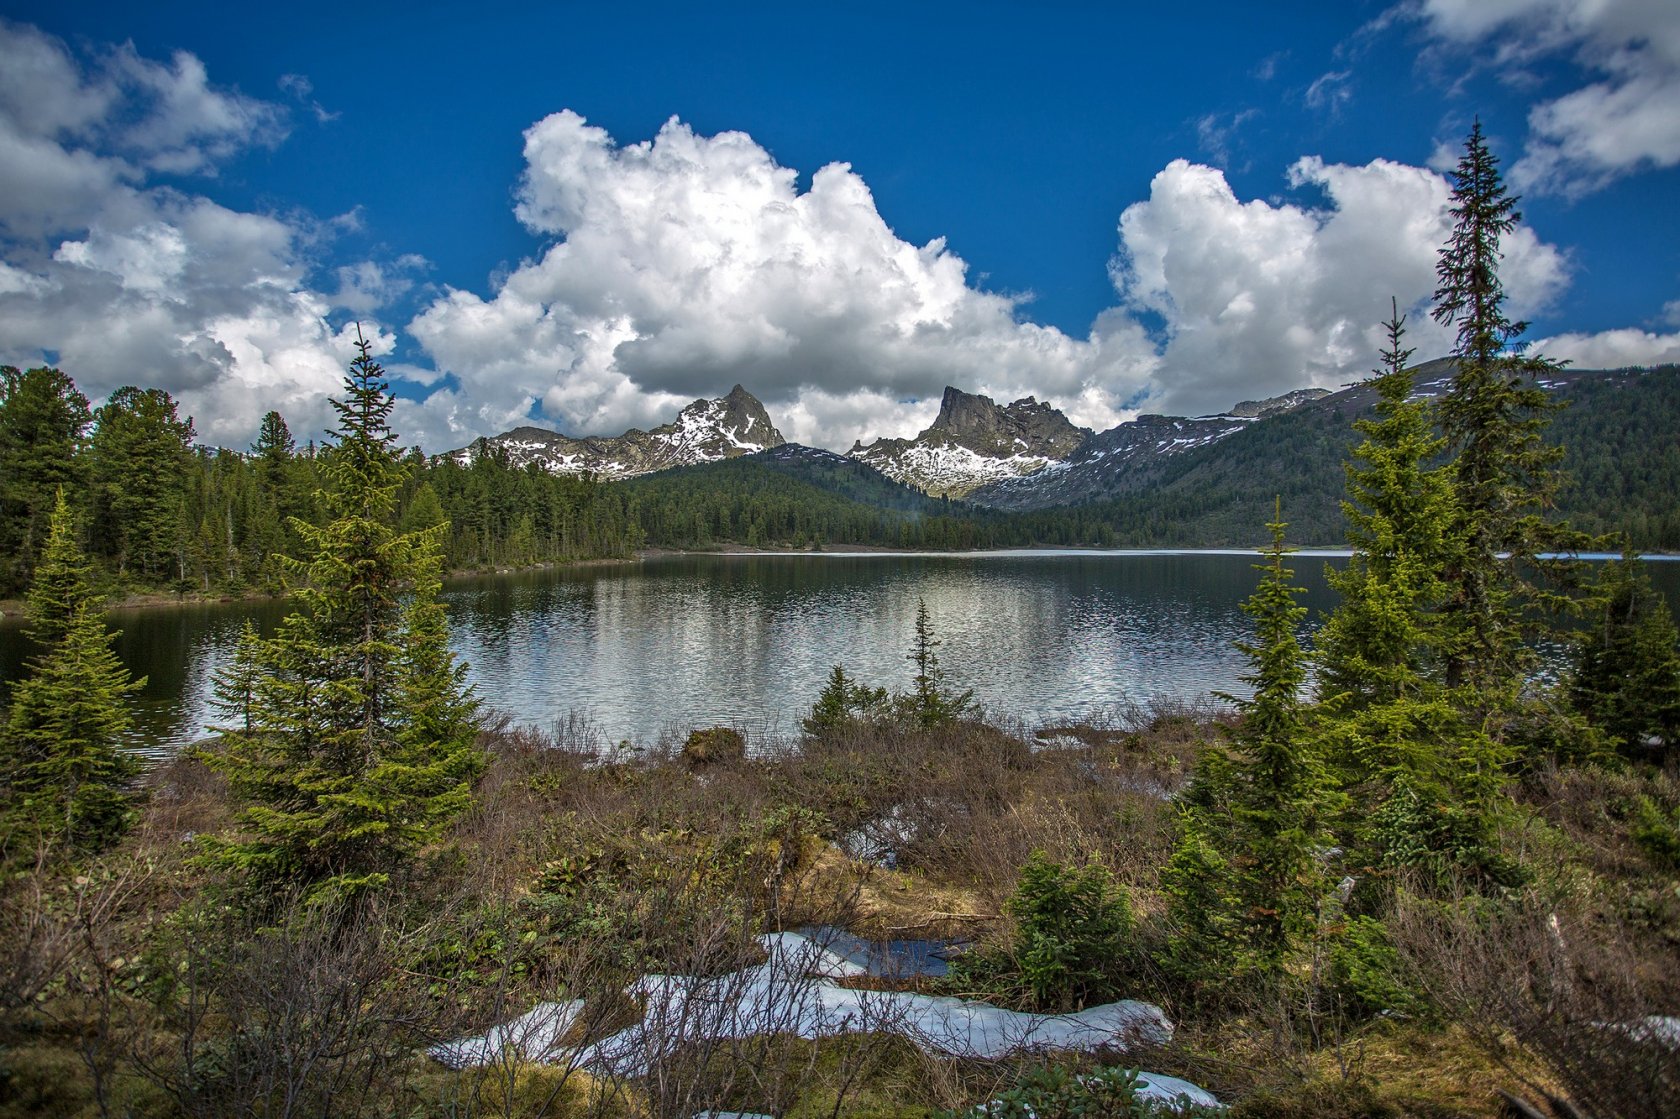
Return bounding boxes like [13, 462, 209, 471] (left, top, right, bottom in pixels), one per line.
[1226, 387, 1332, 419]
[700, 384, 784, 451]
[847, 386, 1090, 498]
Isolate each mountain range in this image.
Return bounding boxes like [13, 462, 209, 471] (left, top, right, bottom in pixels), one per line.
[450, 384, 785, 476]
[450, 381, 1334, 508]
[450, 360, 1680, 547]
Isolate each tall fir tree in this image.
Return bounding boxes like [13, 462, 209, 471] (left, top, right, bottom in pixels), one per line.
[1, 490, 141, 854]
[1432, 121, 1581, 693]
[89, 386, 196, 583]
[902, 598, 974, 728]
[1317, 303, 1457, 710]
[1315, 309, 1509, 886]
[204, 331, 482, 903]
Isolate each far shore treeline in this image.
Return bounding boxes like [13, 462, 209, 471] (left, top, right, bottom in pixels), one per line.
[4, 359, 1680, 600]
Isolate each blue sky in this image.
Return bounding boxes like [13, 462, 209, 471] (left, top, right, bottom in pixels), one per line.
[1, 1, 1676, 452]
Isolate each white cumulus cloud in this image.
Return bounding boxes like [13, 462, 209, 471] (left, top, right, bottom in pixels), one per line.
[1417, 0, 1680, 194]
[1110, 155, 1569, 415]
[404, 111, 1149, 452]
[0, 20, 392, 449]
[1533, 326, 1680, 368]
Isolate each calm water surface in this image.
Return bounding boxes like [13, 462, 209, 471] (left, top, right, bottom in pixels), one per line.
[2, 551, 1676, 756]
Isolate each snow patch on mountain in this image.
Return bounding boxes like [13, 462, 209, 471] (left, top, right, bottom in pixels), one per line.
[448, 385, 784, 477]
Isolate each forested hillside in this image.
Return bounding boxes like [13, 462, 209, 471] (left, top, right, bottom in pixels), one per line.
[4, 360, 1678, 601]
[0, 369, 638, 597]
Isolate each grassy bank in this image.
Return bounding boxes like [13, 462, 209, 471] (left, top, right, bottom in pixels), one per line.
[6, 702, 1671, 1118]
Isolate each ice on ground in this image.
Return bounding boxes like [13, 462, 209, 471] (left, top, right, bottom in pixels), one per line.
[431, 998, 584, 1068]
[1133, 1071, 1224, 1110]
[436, 932, 1181, 1084]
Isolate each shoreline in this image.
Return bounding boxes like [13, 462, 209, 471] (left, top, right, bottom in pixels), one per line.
[4, 544, 1673, 619]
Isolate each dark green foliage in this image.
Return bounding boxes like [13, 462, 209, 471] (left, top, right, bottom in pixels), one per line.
[1432, 122, 1586, 693]
[1316, 305, 1456, 710]
[1312, 309, 1507, 886]
[618, 449, 1004, 551]
[19, 488, 97, 651]
[1630, 795, 1680, 870]
[941, 1064, 1220, 1119]
[1570, 550, 1680, 763]
[1166, 509, 1339, 983]
[801, 664, 889, 737]
[0, 366, 91, 594]
[900, 599, 975, 728]
[1, 492, 141, 854]
[1325, 913, 1424, 1019]
[1004, 851, 1135, 1012]
[203, 333, 482, 904]
[89, 386, 197, 582]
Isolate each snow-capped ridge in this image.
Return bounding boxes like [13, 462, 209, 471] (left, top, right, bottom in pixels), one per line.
[448, 386, 785, 477]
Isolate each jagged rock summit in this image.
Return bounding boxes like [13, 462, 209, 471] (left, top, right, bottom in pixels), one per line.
[849, 387, 1092, 498]
[450, 385, 785, 477]
[967, 386, 1333, 510]
[846, 384, 1334, 505]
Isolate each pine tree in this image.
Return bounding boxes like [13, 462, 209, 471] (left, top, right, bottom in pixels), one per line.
[1317, 303, 1457, 710]
[1166, 506, 1339, 980]
[203, 331, 482, 903]
[22, 488, 98, 650]
[1432, 121, 1581, 692]
[802, 664, 888, 737]
[89, 386, 196, 582]
[1318, 304, 1519, 888]
[1, 492, 141, 854]
[901, 599, 974, 728]
[1570, 549, 1680, 764]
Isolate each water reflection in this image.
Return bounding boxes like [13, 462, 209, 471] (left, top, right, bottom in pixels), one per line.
[3, 551, 1677, 755]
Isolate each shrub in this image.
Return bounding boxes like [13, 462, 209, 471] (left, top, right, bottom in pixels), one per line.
[802, 664, 889, 737]
[951, 851, 1135, 1012]
[941, 1063, 1222, 1119]
[682, 726, 746, 767]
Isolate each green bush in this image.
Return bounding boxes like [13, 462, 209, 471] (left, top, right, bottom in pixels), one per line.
[1631, 795, 1680, 870]
[940, 1064, 1221, 1119]
[1327, 915, 1426, 1019]
[951, 851, 1135, 1012]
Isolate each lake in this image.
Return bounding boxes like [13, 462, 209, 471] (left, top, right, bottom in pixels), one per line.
[3, 550, 1676, 757]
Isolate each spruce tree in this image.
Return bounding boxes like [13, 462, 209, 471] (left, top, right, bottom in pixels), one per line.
[901, 599, 974, 728]
[204, 331, 482, 903]
[0, 366, 92, 593]
[1317, 303, 1456, 710]
[1, 491, 141, 854]
[1570, 549, 1680, 764]
[89, 386, 196, 582]
[1318, 304, 1518, 888]
[1431, 121, 1580, 692]
[802, 664, 888, 737]
[22, 488, 99, 650]
[1166, 506, 1339, 980]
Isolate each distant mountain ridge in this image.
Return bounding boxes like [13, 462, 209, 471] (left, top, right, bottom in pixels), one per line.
[451, 380, 1336, 500]
[449, 384, 784, 476]
[849, 385, 1331, 502]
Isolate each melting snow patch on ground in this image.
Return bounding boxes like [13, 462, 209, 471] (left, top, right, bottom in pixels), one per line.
[435, 932, 1188, 1087]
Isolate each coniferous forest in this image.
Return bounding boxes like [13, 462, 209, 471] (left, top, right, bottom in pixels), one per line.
[0, 127, 1677, 1119]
